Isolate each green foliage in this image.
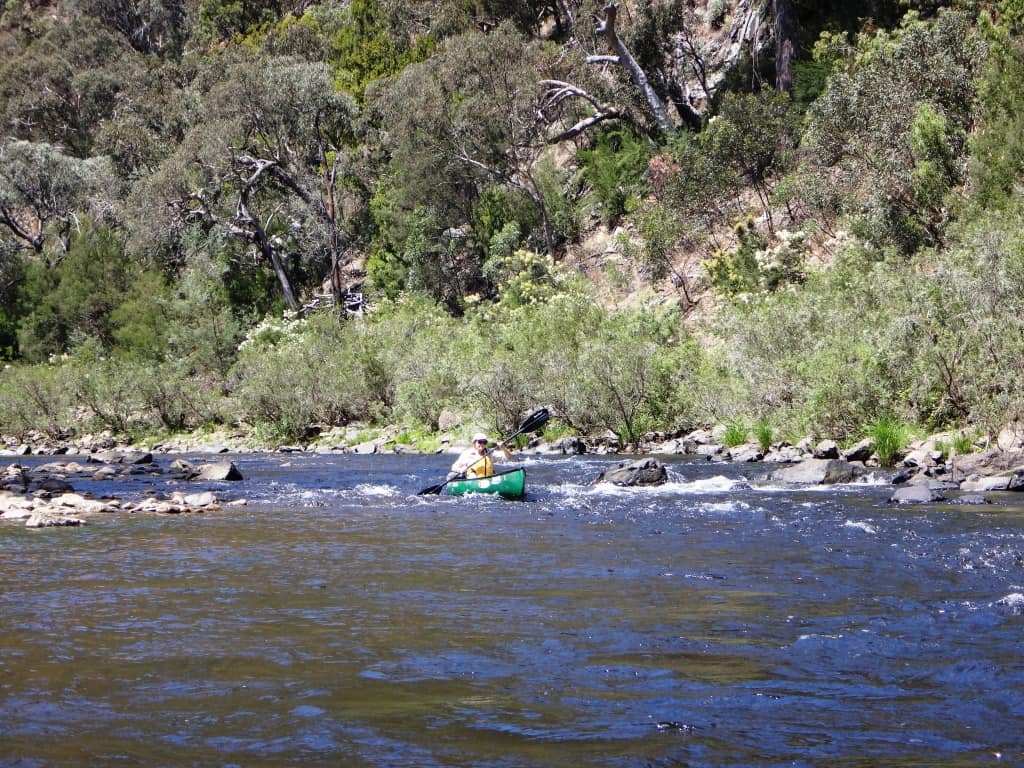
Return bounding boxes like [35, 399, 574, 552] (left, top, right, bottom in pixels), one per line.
[110, 269, 174, 362]
[710, 246, 914, 441]
[621, 200, 682, 281]
[0, 140, 116, 255]
[802, 9, 983, 252]
[0, 18, 127, 155]
[910, 103, 959, 211]
[967, 6, 1024, 212]
[479, 293, 701, 447]
[791, 58, 832, 110]
[654, 131, 732, 241]
[952, 430, 977, 454]
[132, 360, 211, 432]
[704, 218, 804, 296]
[369, 22, 566, 299]
[0, 362, 72, 439]
[704, 219, 765, 295]
[472, 185, 539, 262]
[330, 0, 433, 101]
[723, 421, 748, 447]
[0, 251, 25, 359]
[17, 223, 138, 361]
[701, 91, 800, 226]
[531, 153, 582, 248]
[2, 0, 1024, 456]
[196, 0, 279, 43]
[166, 250, 246, 379]
[577, 127, 653, 224]
[484, 249, 561, 308]
[754, 419, 773, 452]
[63, 342, 137, 434]
[868, 416, 909, 467]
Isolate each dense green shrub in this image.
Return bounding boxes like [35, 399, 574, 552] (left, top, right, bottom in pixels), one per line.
[967, 6, 1024, 212]
[577, 127, 653, 224]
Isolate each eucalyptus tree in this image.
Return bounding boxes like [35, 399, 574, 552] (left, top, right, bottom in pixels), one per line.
[802, 9, 985, 253]
[371, 22, 577, 305]
[0, 16, 129, 156]
[131, 52, 360, 311]
[0, 139, 116, 261]
[70, 0, 189, 54]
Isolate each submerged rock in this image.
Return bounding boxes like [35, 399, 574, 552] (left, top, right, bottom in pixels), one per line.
[889, 484, 946, 504]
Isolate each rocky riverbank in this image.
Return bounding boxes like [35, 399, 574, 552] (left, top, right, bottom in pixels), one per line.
[4, 420, 1024, 529]
[0, 452, 247, 527]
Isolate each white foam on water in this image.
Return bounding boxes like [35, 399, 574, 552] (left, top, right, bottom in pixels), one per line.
[557, 474, 750, 498]
[844, 520, 877, 534]
[699, 499, 753, 515]
[994, 592, 1024, 608]
[852, 472, 893, 486]
[354, 483, 401, 497]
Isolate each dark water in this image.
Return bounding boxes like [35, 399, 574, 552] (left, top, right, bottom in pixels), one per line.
[2, 452, 1023, 767]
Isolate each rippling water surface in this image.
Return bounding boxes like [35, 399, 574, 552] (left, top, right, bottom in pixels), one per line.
[2, 453, 1023, 767]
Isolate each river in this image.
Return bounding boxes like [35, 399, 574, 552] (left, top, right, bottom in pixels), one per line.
[2, 452, 1023, 767]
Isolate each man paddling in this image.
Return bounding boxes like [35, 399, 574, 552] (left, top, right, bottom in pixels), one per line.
[448, 433, 512, 480]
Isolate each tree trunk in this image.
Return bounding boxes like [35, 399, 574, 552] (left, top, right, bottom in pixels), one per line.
[773, 0, 795, 94]
[598, 3, 674, 133]
[266, 243, 300, 311]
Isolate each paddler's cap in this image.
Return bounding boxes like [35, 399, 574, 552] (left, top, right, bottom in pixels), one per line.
[473, 433, 488, 444]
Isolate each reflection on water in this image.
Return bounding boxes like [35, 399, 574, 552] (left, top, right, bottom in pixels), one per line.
[2, 453, 1024, 767]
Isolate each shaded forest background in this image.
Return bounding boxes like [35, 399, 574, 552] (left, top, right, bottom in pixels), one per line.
[2, 0, 1024, 450]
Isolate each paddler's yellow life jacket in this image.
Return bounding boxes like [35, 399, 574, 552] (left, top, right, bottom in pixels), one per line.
[466, 455, 494, 478]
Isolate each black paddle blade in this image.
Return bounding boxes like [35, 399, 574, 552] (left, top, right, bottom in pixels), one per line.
[417, 482, 447, 496]
[517, 407, 550, 435]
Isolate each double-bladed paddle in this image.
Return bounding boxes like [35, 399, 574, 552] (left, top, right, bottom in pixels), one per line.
[417, 407, 550, 495]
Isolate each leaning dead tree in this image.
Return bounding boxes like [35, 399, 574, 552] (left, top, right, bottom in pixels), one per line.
[594, 3, 674, 133]
[543, 0, 773, 141]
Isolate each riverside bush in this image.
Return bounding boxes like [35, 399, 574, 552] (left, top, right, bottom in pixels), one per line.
[0, 362, 72, 438]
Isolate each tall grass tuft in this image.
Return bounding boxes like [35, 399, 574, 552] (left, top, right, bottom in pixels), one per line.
[723, 421, 748, 447]
[753, 419, 773, 452]
[952, 430, 976, 455]
[869, 416, 908, 467]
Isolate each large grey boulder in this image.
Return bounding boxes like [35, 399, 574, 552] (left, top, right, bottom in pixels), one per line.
[89, 450, 153, 465]
[592, 458, 668, 487]
[194, 462, 244, 481]
[767, 458, 867, 485]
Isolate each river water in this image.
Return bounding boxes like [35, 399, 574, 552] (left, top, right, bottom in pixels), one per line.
[2, 452, 1023, 767]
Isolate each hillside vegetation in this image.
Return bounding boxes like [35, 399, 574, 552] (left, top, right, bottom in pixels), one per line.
[2, 0, 1024, 450]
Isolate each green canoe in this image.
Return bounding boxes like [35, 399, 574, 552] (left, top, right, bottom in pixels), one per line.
[445, 468, 526, 500]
